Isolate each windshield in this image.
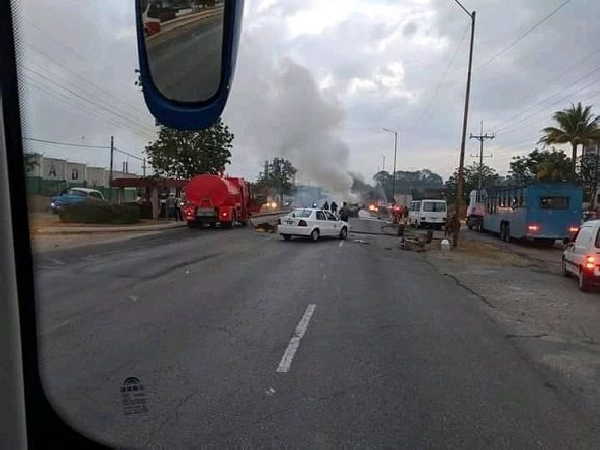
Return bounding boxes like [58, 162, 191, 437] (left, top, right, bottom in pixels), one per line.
[539, 196, 569, 210]
[10, 0, 600, 448]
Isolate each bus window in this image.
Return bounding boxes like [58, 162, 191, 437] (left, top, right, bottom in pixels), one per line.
[540, 196, 569, 210]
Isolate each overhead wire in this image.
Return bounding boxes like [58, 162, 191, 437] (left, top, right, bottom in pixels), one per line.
[477, 0, 572, 70]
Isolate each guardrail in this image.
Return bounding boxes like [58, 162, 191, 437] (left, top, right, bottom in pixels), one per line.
[147, 7, 224, 43]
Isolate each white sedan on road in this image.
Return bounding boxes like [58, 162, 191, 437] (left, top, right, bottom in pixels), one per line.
[278, 208, 349, 241]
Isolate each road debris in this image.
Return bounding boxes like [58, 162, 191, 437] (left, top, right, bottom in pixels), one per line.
[353, 239, 370, 245]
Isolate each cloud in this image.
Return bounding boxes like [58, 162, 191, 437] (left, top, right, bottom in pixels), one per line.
[403, 21, 418, 37]
[14, 0, 600, 183]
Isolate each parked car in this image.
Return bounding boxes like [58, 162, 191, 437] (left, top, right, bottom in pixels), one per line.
[49, 188, 105, 213]
[562, 219, 600, 291]
[278, 208, 348, 242]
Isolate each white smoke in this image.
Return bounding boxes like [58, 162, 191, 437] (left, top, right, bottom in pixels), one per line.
[223, 10, 353, 196]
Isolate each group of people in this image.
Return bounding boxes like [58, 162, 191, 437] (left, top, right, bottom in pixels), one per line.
[165, 193, 182, 221]
[312, 200, 350, 222]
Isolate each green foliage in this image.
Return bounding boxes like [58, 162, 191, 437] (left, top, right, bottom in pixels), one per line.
[579, 150, 600, 202]
[257, 157, 297, 201]
[445, 162, 501, 204]
[59, 201, 140, 224]
[373, 169, 444, 201]
[509, 148, 573, 183]
[146, 119, 234, 179]
[539, 102, 600, 173]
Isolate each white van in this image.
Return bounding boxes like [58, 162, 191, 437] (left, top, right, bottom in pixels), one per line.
[408, 199, 447, 229]
[562, 219, 600, 291]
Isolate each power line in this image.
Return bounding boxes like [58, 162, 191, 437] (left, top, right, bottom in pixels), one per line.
[23, 137, 110, 149]
[497, 75, 600, 137]
[22, 40, 150, 119]
[492, 64, 600, 135]
[19, 64, 156, 137]
[477, 0, 572, 70]
[114, 146, 144, 161]
[21, 74, 149, 137]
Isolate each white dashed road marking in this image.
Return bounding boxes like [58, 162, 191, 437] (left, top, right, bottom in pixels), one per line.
[338, 240, 344, 248]
[276, 304, 316, 373]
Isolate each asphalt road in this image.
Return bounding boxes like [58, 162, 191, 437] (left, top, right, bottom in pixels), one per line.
[146, 13, 223, 102]
[34, 218, 600, 449]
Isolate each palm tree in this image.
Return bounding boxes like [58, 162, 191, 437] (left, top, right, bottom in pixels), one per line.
[538, 103, 600, 175]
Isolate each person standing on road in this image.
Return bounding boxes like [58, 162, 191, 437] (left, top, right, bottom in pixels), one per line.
[331, 201, 338, 214]
[322, 201, 329, 211]
[339, 202, 349, 222]
[166, 193, 177, 221]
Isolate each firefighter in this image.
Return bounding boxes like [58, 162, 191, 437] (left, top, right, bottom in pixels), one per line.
[331, 201, 338, 214]
[322, 201, 329, 211]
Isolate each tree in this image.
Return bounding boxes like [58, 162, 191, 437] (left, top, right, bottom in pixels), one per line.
[539, 102, 600, 175]
[579, 150, 600, 203]
[372, 169, 443, 202]
[145, 119, 233, 179]
[257, 158, 297, 203]
[445, 162, 500, 204]
[509, 148, 572, 184]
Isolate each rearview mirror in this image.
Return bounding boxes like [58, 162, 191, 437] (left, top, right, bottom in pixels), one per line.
[136, 0, 244, 130]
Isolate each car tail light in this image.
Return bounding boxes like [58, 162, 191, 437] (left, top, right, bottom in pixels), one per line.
[527, 224, 540, 232]
[221, 212, 228, 217]
[585, 255, 596, 269]
[569, 226, 579, 233]
[298, 220, 307, 227]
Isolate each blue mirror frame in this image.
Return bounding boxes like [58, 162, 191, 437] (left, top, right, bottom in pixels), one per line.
[135, 0, 244, 130]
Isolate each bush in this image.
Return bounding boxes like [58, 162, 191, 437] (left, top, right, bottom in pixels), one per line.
[59, 201, 140, 224]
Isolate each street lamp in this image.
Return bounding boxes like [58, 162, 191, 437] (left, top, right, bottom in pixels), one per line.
[382, 128, 398, 204]
[452, 0, 476, 248]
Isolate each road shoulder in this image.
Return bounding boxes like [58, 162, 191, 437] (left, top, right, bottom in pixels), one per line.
[424, 230, 600, 418]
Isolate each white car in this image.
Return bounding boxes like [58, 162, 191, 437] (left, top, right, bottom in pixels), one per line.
[278, 208, 349, 242]
[562, 219, 600, 291]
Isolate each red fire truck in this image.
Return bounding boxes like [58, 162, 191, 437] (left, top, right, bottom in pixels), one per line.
[182, 174, 259, 228]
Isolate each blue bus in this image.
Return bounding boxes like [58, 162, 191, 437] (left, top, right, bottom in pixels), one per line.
[482, 183, 582, 244]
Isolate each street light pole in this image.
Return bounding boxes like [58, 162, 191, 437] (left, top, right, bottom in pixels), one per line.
[383, 128, 398, 204]
[453, 2, 476, 248]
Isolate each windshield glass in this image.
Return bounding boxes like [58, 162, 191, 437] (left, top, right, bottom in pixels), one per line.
[539, 196, 569, 210]
[10, 0, 600, 448]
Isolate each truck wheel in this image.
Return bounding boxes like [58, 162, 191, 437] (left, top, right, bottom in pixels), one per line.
[310, 229, 320, 242]
[282, 234, 291, 241]
[339, 227, 348, 240]
[579, 267, 592, 292]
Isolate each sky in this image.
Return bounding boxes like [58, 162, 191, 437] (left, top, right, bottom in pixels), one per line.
[13, 0, 600, 193]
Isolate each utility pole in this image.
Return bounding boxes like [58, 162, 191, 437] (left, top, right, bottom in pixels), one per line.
[453, 1, 476, 248]
[109, 135, 114, 202]
[382, 155, 386, 173]
[469, 121, 494, 191]
[142, 158, 147, 177]
[383, 128, 399, 204]
[594, 142, 600, 210]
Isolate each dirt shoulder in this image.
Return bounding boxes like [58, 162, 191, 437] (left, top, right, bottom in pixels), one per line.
[424, 229, 600, 415]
